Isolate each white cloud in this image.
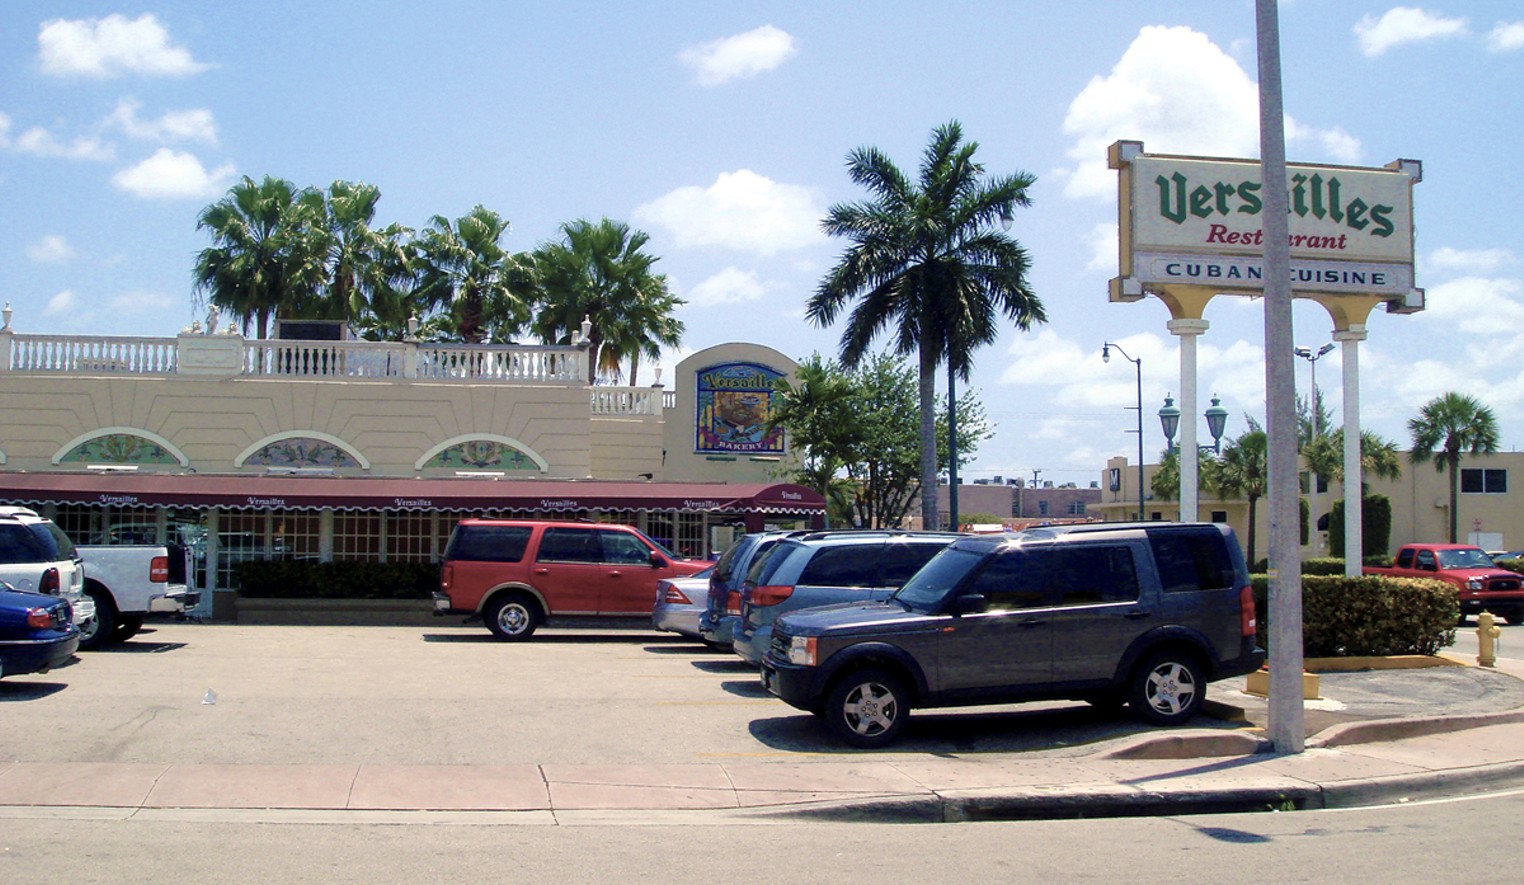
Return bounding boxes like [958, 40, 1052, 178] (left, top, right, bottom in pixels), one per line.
[27, 235, 75, 263]
[38, 13, 210, 78]
[108, 290, 177, 313]
[679, 25, 796, 86]
[633, 169, 824, 255]
[685, 267, 770, 306]
[9, 125, 114, 161]
[105, 99, 218, 145]
[1084, 223, 1118, 272]
[1489, 22, 1524, 52]
[45, 290, 77, 315]
[111, 148, 235, 200]
[0, 111, 9, 146]
[1058, 26, 1358, 200]
[1420, 276, 1524, 335]
[1354, 8, 1469, 58]
[1426, 246, 1515, 274]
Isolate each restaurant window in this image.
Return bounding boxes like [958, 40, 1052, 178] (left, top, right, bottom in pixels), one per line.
[332, 512, 383, 561]
[387, 512, 437, 563]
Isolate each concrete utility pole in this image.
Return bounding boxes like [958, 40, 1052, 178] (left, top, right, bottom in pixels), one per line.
[1256, 0, 1306, 754]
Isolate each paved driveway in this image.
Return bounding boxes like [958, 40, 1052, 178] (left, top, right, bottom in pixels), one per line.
[0, 622, 1200, 765]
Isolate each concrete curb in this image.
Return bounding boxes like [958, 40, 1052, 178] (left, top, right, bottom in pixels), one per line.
[1307, 707, 1524, 749]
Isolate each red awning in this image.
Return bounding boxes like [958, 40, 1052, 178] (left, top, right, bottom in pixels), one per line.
[0, 472, 826, 515]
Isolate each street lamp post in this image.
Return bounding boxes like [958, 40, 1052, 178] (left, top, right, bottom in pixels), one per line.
[1159, 394, 1230, 455]
[1102, 343, 1145, 520]
[1294, 342, 1335, 438]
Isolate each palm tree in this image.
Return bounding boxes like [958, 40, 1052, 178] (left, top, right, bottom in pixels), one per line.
[312, 180, 414, 326]
[413, 206, 527, 344]
[809, 121, 1044, 529]
[1408, 392, 1500, 542]
[193, 175, 326, 338]
[526, 218, 683, 383]
[1208, 423, 1268, 565]
[1303, 429, 1402, 490]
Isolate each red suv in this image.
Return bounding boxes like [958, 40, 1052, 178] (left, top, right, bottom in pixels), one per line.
[435, 520, 709, 640]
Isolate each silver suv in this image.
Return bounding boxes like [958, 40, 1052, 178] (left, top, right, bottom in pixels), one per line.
[0, 506, 93, 628]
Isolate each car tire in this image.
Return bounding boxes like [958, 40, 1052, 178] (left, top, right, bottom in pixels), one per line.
[1129, 650, 1205, 726]
[486, 593, 540, 641]
[824, 667, 910, 748]
[114, 615, 145, 641]
[77, 586, 118, 651]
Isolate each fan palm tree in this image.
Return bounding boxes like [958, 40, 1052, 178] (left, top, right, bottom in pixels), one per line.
[413, 206, 527, 344]
[311, 180, 414, 326]
[193, 175, 326, 338]
[1303, 429, 1403, 490]
[1408, 392, 1500, 542]
[526, 218, 683, 383]
[1208, 423, 1268, 565]
[808, 121, 1044, 529]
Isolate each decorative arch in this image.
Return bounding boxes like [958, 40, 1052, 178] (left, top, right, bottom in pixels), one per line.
[53, 427, 189, 466]
[236, 431, 369, 470]
[416, 434, 548, 472]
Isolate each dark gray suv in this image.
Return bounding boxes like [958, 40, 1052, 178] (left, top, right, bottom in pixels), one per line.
[761, 522, 1263, 748]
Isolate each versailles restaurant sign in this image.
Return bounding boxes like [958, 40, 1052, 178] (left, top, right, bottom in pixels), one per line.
[1109, 141, 1421, 299]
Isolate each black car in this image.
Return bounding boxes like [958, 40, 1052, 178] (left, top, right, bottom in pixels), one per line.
[699, 530, 808, 648]
[761, 522, 1264, 748]
[0, 582, 79, 681]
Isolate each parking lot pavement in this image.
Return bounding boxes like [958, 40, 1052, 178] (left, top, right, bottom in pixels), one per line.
[6, 622, 1524, 820]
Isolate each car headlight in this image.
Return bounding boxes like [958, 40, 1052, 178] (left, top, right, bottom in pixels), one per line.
[1468, 578, 1483, 591]
[787, 635, 817, 667]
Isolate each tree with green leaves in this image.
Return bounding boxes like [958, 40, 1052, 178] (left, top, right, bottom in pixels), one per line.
[1207, 420, 1268, 565]
[1302, 429, 1402, 490]
[1408, 392, 1500, 543]
[809, 121, 1044, 530]
[309, 180, 414, 326]
[769, 352, 990, 528]
[413, 206, 528, 344]
[193, 175, 327, 338]
[526, 218, 682, 383]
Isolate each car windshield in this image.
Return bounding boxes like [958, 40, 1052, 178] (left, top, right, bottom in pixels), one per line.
[1438, 548, 1496, 569]
[891, 547, 985, 611]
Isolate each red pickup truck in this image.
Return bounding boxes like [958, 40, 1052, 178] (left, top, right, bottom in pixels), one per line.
[1363, 543, 1524, 623]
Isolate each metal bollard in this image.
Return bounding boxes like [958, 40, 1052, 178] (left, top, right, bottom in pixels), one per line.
[1477, 610, 1502, 668]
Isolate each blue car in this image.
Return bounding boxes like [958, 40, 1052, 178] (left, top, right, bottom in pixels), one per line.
[0, 582, 79, 681]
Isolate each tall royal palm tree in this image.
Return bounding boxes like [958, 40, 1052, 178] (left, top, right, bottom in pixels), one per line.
[193, 175, 326, 338]
[809, 121, 1044, 529]
[526, 218, 683, 384]
[1208, 423, 1269, 566]
[413, 206, 527, 344]
[1408, 392, 1500, 542]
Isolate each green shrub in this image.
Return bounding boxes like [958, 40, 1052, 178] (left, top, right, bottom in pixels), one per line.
[232, 559, 438, 600]
[1301, 557, 1347, 576]
[1328, 494, 1392, 559]
[1249, 574, 1457, 656]
[1495, 557, 1524, 575]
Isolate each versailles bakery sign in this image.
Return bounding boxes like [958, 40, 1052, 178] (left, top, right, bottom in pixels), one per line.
[1108, 141, 1421, 303]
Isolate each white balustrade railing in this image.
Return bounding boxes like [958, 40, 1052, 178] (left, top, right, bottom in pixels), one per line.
[242, 339, 407, 377]
[414, 344, 585, 383]
[590, 387, 664, 417]
[3, 334, 178, 373]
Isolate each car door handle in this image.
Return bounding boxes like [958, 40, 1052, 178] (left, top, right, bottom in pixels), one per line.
[1125, 610, 1153, 619]
[608, 571, 622, 577]
[1019, 618, 1046, 627]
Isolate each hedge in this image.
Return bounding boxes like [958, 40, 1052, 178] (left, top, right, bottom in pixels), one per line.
[232, 560, 438, 600]
[1250, 574, 1457, 656]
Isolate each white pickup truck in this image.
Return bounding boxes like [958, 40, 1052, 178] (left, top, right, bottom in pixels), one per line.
[76, 545, 198, 650]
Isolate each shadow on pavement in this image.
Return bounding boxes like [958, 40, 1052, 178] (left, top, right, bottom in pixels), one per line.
[722, 678, 770, 699]
[690, 658, 757, 674]
[0, 681, 71, 701]
[92, 641, 188, 654]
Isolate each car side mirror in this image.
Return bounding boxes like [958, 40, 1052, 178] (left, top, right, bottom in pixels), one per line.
[949, 593, 988, 615]
[650, 551, 665, 568]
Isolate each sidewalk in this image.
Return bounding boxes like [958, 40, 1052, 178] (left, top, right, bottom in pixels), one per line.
[4, 652, 1523, 824]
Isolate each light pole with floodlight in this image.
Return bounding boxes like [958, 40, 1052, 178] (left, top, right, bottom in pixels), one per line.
[1294, 342, 1335, 439]
[1102, 342, 1145, 521]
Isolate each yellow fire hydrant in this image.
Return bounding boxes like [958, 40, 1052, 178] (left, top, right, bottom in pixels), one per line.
[1477, 610, 1502, 668]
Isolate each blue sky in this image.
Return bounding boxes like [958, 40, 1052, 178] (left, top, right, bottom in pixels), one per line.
[3, 2, 1522, 488]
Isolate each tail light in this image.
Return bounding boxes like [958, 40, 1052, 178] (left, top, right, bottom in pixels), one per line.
[660, 585, 692, 605]
[440, 562, 455, 592]
[749, 585, 795, 607]
[27, 608, 54, 629]
[150, 555, 170, 583]
[725, 590, 742, 616]
[1240, 585, 1257, 637]
[39, 567, 60, 595]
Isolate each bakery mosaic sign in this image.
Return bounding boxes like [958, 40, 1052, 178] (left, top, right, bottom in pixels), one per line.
[694, 362, 786, 455]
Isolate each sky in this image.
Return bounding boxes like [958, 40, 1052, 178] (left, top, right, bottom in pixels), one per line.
[3, 2, 1522, 490]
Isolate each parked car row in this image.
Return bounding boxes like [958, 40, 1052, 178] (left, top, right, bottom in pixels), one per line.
[668, 522, 1264, 749]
